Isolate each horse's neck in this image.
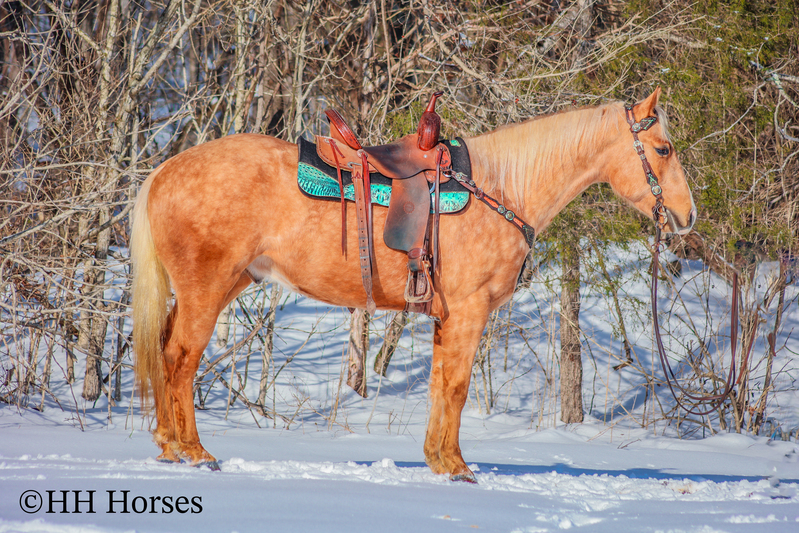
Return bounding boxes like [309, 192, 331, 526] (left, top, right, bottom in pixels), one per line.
[466, 110, 610, 234]
[519, 157, 599, 235]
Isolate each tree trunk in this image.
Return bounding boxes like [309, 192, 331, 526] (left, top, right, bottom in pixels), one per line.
[358, 0, 377, 128]
[347, 309, 369, 397]
[257, 284, 282, 411]
[560, 240, 583, 424]
[113, 293, 129, 403]
[753, 263, 787, 432]
[575, 0, 595, 65]
[66, 329, 76, 385]
[374, 311, 407, 377]
[731, 279, 760, 433]
[81, 207, 111, 402]
[216, 304, 233, 348]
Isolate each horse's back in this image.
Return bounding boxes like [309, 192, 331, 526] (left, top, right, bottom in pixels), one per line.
[146, 133, 299, 223]
[143, 134, 300, 286]
[147, 134, 297, 199]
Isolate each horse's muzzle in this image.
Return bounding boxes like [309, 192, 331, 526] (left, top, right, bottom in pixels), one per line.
[665, 205, 696, 236]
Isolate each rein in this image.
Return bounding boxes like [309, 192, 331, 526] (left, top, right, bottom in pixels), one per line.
[625, 105, 753, 416]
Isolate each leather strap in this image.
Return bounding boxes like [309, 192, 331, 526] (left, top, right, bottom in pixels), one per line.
[447, 171, 536, 248]
[328, 138, 347, 255]
[326, 137, 377, 313]
[432, 146, 443, 272]
[404, 229, 434, 315]
[625, 102, 753, 415]
[362, 150, 375, 266]
[651, 226, 753, 415]
[351, 164, 376, 314]
[624, 105, 666, 225]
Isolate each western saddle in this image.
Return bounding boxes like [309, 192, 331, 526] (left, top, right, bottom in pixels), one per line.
[315, 92, 453, 315]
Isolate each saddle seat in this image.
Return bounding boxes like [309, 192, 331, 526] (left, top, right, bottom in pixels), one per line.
[319, 93, 452, 315]
[320, 109, 452, 183]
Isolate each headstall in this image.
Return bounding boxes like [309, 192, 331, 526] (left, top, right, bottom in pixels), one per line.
[624, 104, 666, 229]
[624, 104, 752, 416]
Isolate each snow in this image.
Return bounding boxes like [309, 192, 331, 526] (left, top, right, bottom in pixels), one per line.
[2, 244, 798, 532]
[1, 418, 798, 532]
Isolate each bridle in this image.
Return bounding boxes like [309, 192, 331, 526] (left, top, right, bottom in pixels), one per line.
[624, 104, 754, 416]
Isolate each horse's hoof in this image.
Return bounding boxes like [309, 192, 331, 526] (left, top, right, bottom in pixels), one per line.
[195, 460, 221, 472]
[156, 451, 180, 464]
[450, 472, 477, 484]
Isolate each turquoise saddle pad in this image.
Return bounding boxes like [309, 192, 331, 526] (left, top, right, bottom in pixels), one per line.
[297, 162, 470, 213]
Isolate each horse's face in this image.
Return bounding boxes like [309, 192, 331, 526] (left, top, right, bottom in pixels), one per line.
[607, 88, 696, 235]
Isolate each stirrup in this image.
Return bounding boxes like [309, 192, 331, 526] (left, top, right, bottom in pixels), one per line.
[404, 260, 434, 304]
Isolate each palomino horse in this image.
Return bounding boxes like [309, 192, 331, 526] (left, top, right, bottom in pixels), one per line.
[131, 88, 695, 482]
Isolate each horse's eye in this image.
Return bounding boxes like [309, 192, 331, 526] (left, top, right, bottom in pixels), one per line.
[655, 146, 670, 157]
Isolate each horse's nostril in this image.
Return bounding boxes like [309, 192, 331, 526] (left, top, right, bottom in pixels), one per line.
[689, 208, 697, 227]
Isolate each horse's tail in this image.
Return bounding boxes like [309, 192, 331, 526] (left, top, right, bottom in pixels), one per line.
[130, 169, 171, 409]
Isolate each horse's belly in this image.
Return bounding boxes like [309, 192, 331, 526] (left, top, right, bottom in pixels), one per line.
[247, 233, 410, 312]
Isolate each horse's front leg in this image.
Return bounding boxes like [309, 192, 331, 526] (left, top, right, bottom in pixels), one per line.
[424, 297, 490, 482]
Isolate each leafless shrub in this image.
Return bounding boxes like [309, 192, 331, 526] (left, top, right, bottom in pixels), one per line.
[1, 1, 795, 438]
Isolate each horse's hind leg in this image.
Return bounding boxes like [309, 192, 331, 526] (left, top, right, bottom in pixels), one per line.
[155, 273, 252, 467]
[424, 297, 489, 482]
[152, 307, 179, 462]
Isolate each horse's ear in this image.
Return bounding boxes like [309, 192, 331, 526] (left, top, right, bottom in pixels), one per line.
[633, 86, 661, 120]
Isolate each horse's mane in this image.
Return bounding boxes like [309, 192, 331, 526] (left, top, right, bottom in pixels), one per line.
[466, 101, 671, 209]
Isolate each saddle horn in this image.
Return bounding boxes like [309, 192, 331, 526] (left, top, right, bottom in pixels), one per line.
[417, 91, 444, 151]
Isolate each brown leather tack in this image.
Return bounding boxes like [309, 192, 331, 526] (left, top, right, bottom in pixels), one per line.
[323, 92, 452, 314]
[325, 109, 362, 150]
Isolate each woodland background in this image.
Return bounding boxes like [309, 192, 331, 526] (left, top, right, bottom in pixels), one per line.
[1, 1, 797, 436]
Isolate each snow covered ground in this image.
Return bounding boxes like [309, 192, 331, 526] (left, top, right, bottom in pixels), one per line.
[2, 245, 798, 532]
[2, 414, 798, 533]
